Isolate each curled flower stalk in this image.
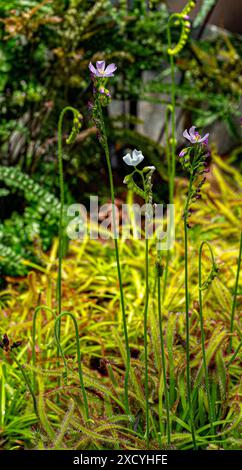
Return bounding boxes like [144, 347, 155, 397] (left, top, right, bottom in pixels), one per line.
[198, 241, 219, 434]
[164, 1, 197, 309]
[179, 125, 210, 449]
[123, 157, 156, 446]
[166, 1, 196, 204]
[88, 61, 130, 414]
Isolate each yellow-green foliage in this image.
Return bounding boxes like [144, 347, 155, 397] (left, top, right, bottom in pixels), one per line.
[0, 153, 241, 450]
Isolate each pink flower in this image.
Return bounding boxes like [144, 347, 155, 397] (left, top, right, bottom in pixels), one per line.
[183, 126, 209, 144]
[88, 60, 117, 78]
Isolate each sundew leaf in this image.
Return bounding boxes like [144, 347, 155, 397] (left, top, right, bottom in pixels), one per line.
[193, 328, 228, 387]
[215, 350, 228, 402]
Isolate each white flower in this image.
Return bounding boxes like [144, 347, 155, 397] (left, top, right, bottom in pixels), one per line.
[123, 149, 144, 167]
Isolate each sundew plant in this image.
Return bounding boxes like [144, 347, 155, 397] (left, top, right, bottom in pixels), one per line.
[0, 0, 241, 454]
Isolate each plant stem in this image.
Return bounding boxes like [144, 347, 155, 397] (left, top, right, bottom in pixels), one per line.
[184, 213, 197, 449]
[157, 270, 171, 445]
[198, 242, 215, 434]
[229, 231, 242, 352]
[166, 25, 176, 204]
[227, 340, 242, 367]
[163, 23, 176, 302]
[144, 236, 150, 447]
[98, 106, 130, 414]
[57, 108, 67, 318]
[57, 106, 79, 386]
[137, 169, 151, 445]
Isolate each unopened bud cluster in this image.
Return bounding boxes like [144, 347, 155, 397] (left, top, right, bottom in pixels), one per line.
[168, 1, 197, 56]
[66, 111, 83, 145]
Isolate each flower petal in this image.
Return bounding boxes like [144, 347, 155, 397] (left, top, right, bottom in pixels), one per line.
[199, 133, 209, 143]
[132, 149, 144, 165]
[123, 154, 132, 166]
[183, 129, 192, 142]
[104, 63, 117, 75]
[132, 149, 143, 158]
[189, 126, 196, 137]
[96, 60, 105, 72]
[89, 62, 97, 75]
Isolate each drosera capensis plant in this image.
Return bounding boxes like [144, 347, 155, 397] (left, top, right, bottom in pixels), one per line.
[88, 60, 131, 415]
[123, 154, 156, 446]
[179, 125, 210, 449]
[0, 4, 241, 448]
[0, 153, 241, 449]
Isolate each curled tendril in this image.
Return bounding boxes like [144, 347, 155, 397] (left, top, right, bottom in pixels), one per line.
[66, 111, 83, 144]
[167, 1, 197, 56]
[199, 241, 219, 291]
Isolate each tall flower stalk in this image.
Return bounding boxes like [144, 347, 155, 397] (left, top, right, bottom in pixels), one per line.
[123, 155, 155, 446]
[57, 106, 82, 318]
[179, 125, 210, 449]
[57, 106, 82, 379]
[183, 205, 197, 448]
[88, 61, 130, 413]
[156, 256, 171, 446]
[198, 241, 218, 434]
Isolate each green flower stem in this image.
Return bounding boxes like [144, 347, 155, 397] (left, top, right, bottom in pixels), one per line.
[198, 241, 216, 434]
[227, 340, 242, 367]
[57, 106, 78, 318]
[98, 105, 130, 414]
[163, 105, 174, 301]
[157, 267, 171, 445]
[183, 176, 197, 449]
[57, 106, 80, 388]
[229, 231, 242, 352]
[135, 168, 152, 445]
[163, 23, 176, 306]
[166, 25, 176, 205]
[144, 237, 150, 447]
[54, 311, 89, 420]
[32, 305, 56, 393]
